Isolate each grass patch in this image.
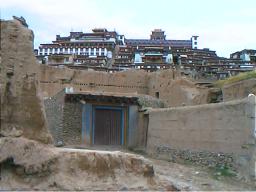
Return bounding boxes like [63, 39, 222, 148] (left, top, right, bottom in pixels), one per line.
[214, 71, 256, 88]
[211, 165, 237, 180]
[181, 159, 195, 166]
[127, 147, 147, 155]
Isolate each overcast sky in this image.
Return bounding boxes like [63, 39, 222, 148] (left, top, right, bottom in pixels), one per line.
[1, 0, 256, 57]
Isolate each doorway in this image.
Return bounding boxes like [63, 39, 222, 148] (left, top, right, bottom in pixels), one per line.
[93, 106, 124, 145]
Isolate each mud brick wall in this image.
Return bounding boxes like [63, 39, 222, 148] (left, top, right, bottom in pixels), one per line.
[0, 20, 52, 144]
[146, 95, 256, 179]
[39, 65, 209, 107]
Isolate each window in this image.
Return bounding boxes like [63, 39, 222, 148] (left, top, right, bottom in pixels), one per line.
[64, 58, 69, 63]
[155, 92, 159, 98]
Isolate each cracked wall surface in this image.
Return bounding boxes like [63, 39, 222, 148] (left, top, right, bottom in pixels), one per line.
[40, 66, 209, 107]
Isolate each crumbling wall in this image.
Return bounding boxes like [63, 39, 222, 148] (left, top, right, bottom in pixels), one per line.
[146, 95, 256, 180]
[40, 66, 209, 107]
[0, 19, 52, 143]
[147, 70, 209, 107]
[223, 78, 256, 101]
[40, 66, 149, 98]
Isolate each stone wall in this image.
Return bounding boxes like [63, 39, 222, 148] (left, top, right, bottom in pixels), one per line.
[146, 95, 256, 179]
[44, 90, 65, 145]
[62, 102, 82, 146]
[155, 146, 235, 170]
[44, 92, 83, 146]
[223, 78, 256, 101]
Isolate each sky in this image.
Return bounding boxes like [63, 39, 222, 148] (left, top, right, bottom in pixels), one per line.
[1, 0, 256, 57]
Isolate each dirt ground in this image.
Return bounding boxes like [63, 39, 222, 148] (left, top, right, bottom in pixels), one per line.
[0, 137, 177, 191]
[151, 158, 256, 191]
[1, 137, 255, 191]
[77, 146, 256, 190]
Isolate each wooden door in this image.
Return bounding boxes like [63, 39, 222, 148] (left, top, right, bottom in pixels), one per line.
[94, 108, 122, 145]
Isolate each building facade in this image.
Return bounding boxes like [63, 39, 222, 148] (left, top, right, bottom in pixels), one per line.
[37, 28, 125, 67]
[118, 29, 197, 70]
[35, 28, 256, 79]
[36, 28, 198, 70]
[230, 49, 256, 62]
